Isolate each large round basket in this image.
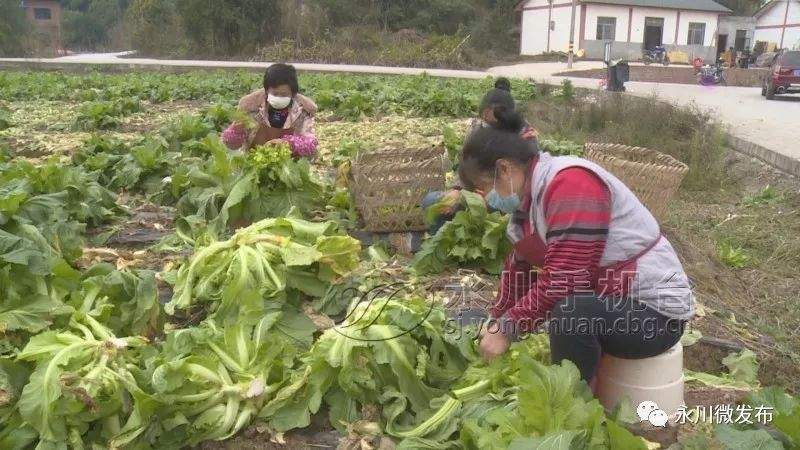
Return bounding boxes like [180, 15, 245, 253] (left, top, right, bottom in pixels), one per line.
[351, 147, 446, 232]
[584, 143, 689, 219]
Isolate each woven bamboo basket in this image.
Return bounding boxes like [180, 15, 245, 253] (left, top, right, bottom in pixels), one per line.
[585, 143, 689, 219]
[351, 147, 447, 232]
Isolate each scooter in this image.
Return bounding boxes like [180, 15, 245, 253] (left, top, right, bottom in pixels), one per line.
[643, 46, 670, 66]
[697, 60, 727, 86]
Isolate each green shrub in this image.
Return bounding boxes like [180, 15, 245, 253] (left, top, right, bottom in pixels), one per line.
[743, 185, 782, 207]
[0, 0, 30, 56]
[558, 79, 575, 101]
[256, 27, 488, 69]
[526, 92, 727, 191]
[717, 241, 750, 269]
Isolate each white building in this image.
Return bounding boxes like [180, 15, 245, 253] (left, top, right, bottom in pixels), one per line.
[754, 0, 800, 50]
[516, 0, 732, 61]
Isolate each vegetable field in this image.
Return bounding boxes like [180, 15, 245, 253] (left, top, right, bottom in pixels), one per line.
[1, 70, 799, 450]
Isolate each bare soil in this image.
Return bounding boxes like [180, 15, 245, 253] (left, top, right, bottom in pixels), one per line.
[666, 150, 800, 393]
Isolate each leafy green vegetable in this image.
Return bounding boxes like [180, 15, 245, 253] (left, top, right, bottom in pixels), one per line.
[722, 349, 759, 386]
[173, 135, 327, 241]
[457, 352, 645, 449]
[265, 296, 477, 434]
[1, 71, 535, 120]
[715, 425, 783, 450]
[414, 191, 512, 275]
[0, 221, 78, 346]
[167, 217, 361, 325]
[442, 124, 464, 168]
[74, 97, 141, 130]
[125, 316, 305, 447]
[318, 186, 359, 232]
[314, 248, 398, 317]
[685, 348, 761, 390]
[717, 241, 750, 269]
[68, 263, 164, 339]
[538, 138, 584, 157]
[0, 106, 12, 131]
[748, 387, 800, 446]
[247, 142, 293, 169]
[15, 311, 148, 447]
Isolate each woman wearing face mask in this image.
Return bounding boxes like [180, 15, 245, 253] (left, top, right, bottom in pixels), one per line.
[222, 63, 318, 158]
[421, 78, 538, 234]
[460, 107, 693, 385]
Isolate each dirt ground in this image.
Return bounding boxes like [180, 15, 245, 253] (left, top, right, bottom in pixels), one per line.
[666, 149, 800, 392]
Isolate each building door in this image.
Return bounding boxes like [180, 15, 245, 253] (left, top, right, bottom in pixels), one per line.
[717, 34, 728, 56]
[644, 17, 664, 50]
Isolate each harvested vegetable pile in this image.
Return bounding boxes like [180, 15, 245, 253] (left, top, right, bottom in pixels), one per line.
[167, 217, 361, 327]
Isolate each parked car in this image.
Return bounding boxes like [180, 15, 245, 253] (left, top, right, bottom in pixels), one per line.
[762, 50, 800, 100]
[754, 52, 777, 68]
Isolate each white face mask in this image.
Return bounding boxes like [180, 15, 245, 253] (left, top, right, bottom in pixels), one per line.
[267, 94, 291, 110]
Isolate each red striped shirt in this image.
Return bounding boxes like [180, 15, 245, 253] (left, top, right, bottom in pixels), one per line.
[491, 166, 612, 329]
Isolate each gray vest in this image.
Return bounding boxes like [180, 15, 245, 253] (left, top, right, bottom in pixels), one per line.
[509, 153, 694, 320]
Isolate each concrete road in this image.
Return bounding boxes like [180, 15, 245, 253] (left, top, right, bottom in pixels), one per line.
[490, 62, 800, 165]
[1, 55, 798, 167]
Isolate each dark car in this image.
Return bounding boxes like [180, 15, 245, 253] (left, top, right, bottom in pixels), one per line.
[762, 50, 800, 100]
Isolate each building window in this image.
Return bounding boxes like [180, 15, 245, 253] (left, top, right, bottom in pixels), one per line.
[596, 17, 616, 41]
[33, 7, 52, 20]
[687, 22, 706, 46]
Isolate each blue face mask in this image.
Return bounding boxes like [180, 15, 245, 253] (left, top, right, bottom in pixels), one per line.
[486, 169, 520, 214]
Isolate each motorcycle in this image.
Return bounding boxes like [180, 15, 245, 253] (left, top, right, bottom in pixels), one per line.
[643, 46, 670, 66]
[697, 61, 727, 86]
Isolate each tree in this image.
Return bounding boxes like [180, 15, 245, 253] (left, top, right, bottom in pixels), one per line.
[60, 0, 130, 50]
[0, 0, 31, 56]
[125, 0, 184, 56]
[175, 0, 281, 56]
[714, 0, 768, 15]
[468, 0, 520, 53]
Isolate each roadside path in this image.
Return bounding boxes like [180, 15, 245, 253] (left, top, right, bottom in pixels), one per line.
[490, 62, 800, 171]
[1, 54, 798, 173]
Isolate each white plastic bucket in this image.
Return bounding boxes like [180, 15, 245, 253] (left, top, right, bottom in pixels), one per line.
[595, 342, 685, 423]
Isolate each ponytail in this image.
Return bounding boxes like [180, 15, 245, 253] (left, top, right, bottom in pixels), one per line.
[492, 105, 524, 133]
[479, 78, 515, 114]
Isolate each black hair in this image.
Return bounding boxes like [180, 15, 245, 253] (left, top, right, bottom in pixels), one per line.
[479, 77, 515, 114]
[263, 63, 299, 95]
[494, 77, 511, 92]
[458, 108, 538, 190]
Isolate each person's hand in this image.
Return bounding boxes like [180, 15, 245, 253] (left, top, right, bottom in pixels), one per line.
[521, 127, 539, 141]
[442, 189, 462, 213]
[479, 330, 510, 361]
